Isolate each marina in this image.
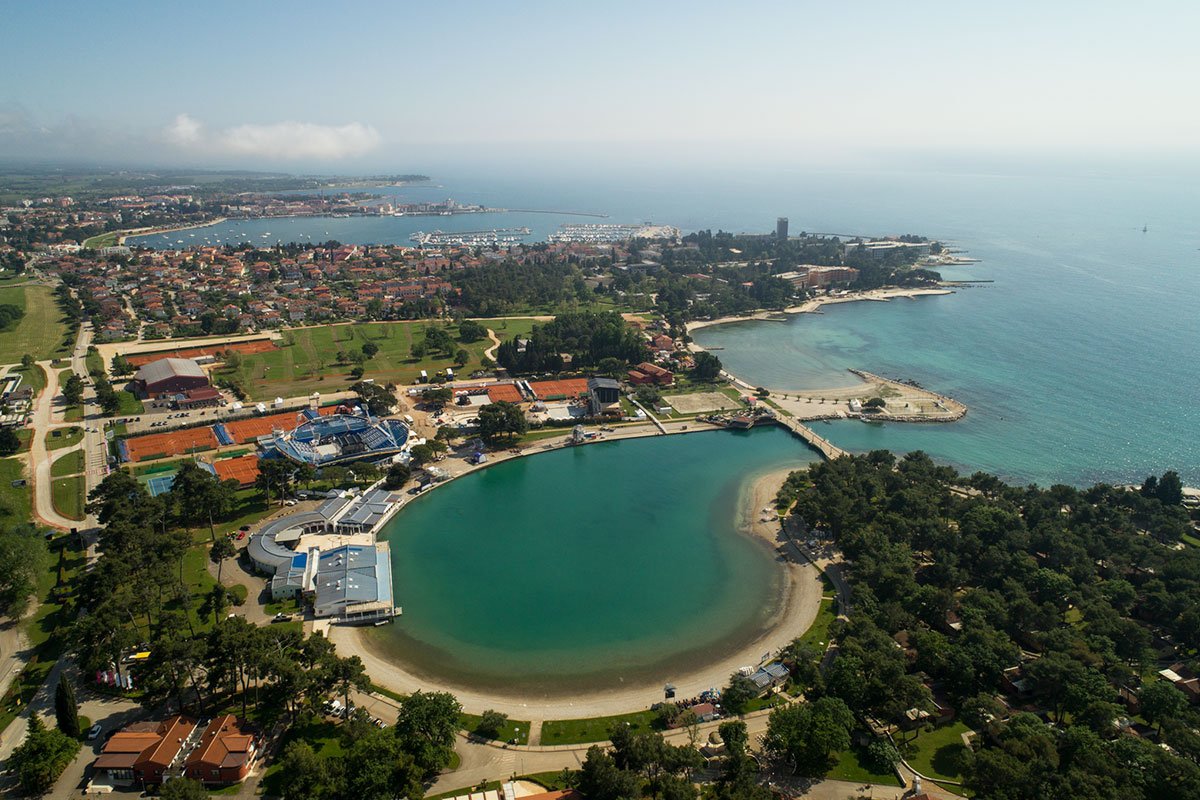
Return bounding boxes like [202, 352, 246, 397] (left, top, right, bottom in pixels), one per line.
[408, 227, 532, 247]
[548, 222, 681, 243]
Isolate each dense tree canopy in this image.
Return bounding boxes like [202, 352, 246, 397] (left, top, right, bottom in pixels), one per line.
[778, 451, 1200, 799]
[497, 311, 648, 374]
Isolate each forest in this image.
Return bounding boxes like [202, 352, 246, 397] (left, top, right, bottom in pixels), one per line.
[496, 311, 649, 373]
[773, 452, 1200, 799]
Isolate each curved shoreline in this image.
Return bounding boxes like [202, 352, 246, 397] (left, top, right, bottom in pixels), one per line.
[685, 286, 953, 333]
[328, 465, 822, 718]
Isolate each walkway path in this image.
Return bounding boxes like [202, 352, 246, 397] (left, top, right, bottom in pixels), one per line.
[28, 362, 81, 530]
[774, 416, 848, 460]
[483, 328, 502, 363]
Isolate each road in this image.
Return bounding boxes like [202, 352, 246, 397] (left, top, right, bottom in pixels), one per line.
[27, 319, 104, 536]
[343, 688, 951, 800]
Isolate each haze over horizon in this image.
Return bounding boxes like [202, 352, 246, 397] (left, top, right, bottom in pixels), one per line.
[3, 0, 1198, 175]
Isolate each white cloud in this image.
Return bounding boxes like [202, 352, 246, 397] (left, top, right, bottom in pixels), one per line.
[164, 113, 381, 160]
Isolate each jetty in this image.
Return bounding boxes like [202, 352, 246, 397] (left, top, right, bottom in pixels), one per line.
[773, 415, 848, 460]
[701, 409, 849, 461]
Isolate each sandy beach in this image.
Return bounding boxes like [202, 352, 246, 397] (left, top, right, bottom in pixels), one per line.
[328, 466, 822, 719]
[685, 286, 953, 333]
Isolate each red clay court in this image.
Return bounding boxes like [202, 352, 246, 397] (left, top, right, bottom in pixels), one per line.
[486, 384, 524, 403]
[223, 407, 336, 443]
[125, 339, 277, 368]
[123, 427, 220, 462]
[527, 378, 589, 400]
[211, 454, 260, 487]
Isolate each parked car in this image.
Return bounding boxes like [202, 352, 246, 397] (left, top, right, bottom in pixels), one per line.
[239, 525, 252, 531]
[236, 530, 247, 540]
[87, 724, 102, 740]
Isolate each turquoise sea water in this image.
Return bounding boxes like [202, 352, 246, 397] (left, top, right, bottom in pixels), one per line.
[688, 170, 1200, 487]
[368, 427, 817, 693]
[167, 165, 1198, 486]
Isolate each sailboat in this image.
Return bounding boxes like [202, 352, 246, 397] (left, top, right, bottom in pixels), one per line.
[1142, 224, 1148, 233]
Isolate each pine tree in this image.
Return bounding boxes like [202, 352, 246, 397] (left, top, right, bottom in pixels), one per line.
[55, 673, 80, 738]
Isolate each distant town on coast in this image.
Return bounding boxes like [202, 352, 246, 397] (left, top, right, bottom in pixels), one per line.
[1, 162, 1197, 800]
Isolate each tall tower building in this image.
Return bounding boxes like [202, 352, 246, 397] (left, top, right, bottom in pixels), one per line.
[776, 217, 789, 241]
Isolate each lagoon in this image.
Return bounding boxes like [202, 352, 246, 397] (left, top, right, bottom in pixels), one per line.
[365, 426, 817, 694]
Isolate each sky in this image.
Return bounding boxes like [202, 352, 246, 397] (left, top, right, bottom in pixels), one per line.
[2, 0, 1198, 172]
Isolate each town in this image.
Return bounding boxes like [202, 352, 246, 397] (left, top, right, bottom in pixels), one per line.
[0, 174, 1197, 800]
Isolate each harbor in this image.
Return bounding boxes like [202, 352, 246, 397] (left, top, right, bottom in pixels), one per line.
[409, 227, 532, 247]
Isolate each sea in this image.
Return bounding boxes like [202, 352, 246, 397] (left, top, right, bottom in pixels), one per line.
[131, 162, 1200, 487]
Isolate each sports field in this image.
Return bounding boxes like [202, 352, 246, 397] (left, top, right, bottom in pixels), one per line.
[217, 320, 532, 401]
[122, 426, 220, 462]
[125, 338, 277, 368]
[212, 454, 259, 486]
[0, 285, 71, 363]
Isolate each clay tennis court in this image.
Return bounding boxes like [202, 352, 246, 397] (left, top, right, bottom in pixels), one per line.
[486, 384, 524, 403]
[212, 454, 260, 486]
[122, 427, 220, 462]
[222, 406, 337, 443]
[125, 339, 277, 367]
[527, 378, 589, 400]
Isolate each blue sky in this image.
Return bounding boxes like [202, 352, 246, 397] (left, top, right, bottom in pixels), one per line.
[2, 0, 1198, 170]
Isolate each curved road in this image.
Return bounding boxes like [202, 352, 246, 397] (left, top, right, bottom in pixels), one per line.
[29, 320, 105, 532]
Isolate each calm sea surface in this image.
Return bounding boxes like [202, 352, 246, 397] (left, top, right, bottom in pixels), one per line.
[368, 427, 816, 692]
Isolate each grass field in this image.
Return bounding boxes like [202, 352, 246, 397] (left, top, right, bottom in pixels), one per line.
[52, 474, 85, 520]
[220, 320, 535, 401]
[0, 457, 31, 521]
[901, 721, 971, 785]
[82, 231, 120, 249]
[258, 717, 345, 796]
[0, 285, 71, 363]
[111, 390, 143, 415]
[826, 743, 903, 786]
[795, 596, 837, 655]
[541, 709, 659, 745]
[459, 712, 532, 744]
[85, 347, 104, 376]
[10, 362, 46, 398]
[46, 426, 83, 451]
[51, 449, 84, 478]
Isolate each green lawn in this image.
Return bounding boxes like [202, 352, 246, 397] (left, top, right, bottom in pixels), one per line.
[110, 390, 143, 415]
[46, 426, 83, 451]
[795, 596, 837, 655]
[0, 285, 71, 362]
[220, 320, 538, 401]
[825, 742, 903, 786]
[10, 362, 46, 398]
[51, 474, 85, 520]
[541, 709, 659, 745]
[85, 347, 104, 377]
[901, 721, 971, 785]
[83, 231, 120, 249]
[259, 717, 344, 796]
[0, 456, 32, 523]
[51, 449, 84, 478]
[459, 712, 531, 744]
